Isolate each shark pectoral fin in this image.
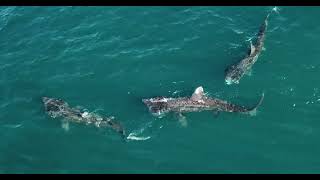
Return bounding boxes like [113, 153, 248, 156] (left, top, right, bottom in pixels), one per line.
[248, 109, 257, 116]
[61, 119, 69, 132]
[179, 118, 188, 127]
[177, 113, 187, 127]
[245, 69, 253, 76]
[191, 86, 205, 101]
[213, 111, 220, 118]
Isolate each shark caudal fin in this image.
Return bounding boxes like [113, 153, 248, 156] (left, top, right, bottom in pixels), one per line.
[271, 6, 280, 14]
[247, 93, 265, 116]
[266, 6, 279, 20]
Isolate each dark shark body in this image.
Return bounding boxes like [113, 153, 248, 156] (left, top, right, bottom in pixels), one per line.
[42, 97, 126, 138]
[142, 86, 264, 117]
[225, 12, 271, 85]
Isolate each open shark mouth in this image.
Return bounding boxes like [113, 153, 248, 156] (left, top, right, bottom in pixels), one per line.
[142, 98, 169, 117]
[225, 77, 233, 85]
[225, 77, 240, 85]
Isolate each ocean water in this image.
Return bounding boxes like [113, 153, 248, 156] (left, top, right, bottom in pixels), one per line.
[0, 6, 320, 173]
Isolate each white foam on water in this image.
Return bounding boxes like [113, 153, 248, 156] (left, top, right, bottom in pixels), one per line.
[4, 124, 23, 129]
[126, 133, 151, 141]
[172, 90, 181, 95]
[233, 29, 244, 34]
[245, 36, 254, 42]
[126, 121, 153, 141]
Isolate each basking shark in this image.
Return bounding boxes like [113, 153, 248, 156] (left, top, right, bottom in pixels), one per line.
[142, 86, 264, 122]
[42, 97, 126, 138]
[225, 8, 277, 85]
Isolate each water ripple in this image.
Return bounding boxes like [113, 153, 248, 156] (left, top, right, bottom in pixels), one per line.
[0, 7, 16, 31]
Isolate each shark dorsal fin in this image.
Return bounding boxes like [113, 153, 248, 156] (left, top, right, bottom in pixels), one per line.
[249, 41, 256, 56]
[191, 86, 205, 101]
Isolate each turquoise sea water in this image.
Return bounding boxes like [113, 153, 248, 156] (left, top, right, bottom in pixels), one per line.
[1, 6, 320, 173]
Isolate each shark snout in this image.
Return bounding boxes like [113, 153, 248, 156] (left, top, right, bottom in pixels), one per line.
[142, 99, 151, 106]
[42, 97, 50, 103]
[142, 99, 152, 110]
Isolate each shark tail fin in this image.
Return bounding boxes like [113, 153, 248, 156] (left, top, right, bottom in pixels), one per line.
[271, 6, 280, 14]
[247, 92, 265, 116]
[266, 6, 279, 20]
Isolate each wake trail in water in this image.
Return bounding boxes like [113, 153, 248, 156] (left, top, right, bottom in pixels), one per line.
[126, 121, 152, 141]
[127, 133, 151, 141]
